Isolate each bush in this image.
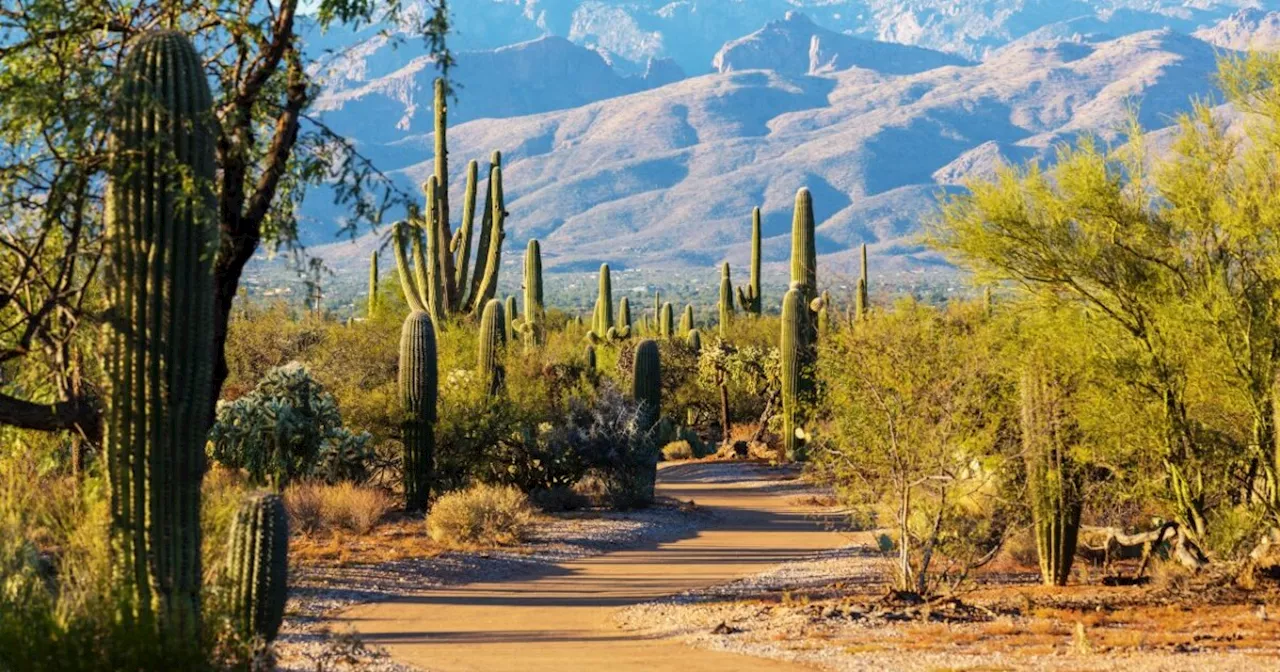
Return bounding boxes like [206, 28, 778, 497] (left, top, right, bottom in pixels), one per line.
[662, 441, 694, 461]
[543, 387, 659, 509]
[207, 362, 372, 486]
[426, 483, 535, 547]
[284, 482, 394, 535]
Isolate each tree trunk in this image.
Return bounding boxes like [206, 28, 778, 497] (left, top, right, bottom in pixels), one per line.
[719, 380, 731, 446]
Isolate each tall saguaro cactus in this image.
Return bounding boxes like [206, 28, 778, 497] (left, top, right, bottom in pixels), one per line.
[719, 263, 734, 338]
[514, 239, 544, 345]
[400, 311, 438, 513]
[1021, 365, 1084, 586]
[226, 492, 289, 642]
[393, 78, 507, 322]
[660, 302, 674, 340]
[780, 286, 810, 462]
[103, 30, 217, 640]
[856, 242, 870, 321]
[791, 188, 817, 306]
[633, 340, 662, 432]
[737, 207, 762, 315]
[479, 299, 507, 395]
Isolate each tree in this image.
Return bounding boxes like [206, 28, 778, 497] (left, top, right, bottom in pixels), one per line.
[930, 54, 1280, 538]
[813, 299, 1016, 594]
[0, 0, 452, 443]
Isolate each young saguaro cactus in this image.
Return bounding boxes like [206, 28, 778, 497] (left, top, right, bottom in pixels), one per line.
[478, 299, 507, 395]
[660, 302, 674, 341]
[719, 263, 734, 338]
[737, 207, 762, 315]
[632, 339, 662, 432]
[368, 251, 379, 317]
[514, 239, 544, 345]
[1021, 365, 1084, 586]
[679, 304, 694, 337]
[591, 263, 615, 341]
[226, 492, 289, 643]
[400, 311, 438, 513]
[584, 343, 598, 371]
[687, 328, 703, 352]
[856, 243, 870, 321]
[103, 30, 217, 639]
[818, 290, 833, 335]
[618, 296, 632, 334]
[780, 286, 810, 462]
[504, 295, 518, 344]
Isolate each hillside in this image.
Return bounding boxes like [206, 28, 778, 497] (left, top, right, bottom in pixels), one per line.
[298, 26, 1235, 281]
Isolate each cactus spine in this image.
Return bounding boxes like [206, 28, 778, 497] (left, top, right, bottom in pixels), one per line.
[478, 299, 507, 395]
[736, 207, 762, 315]
[719, 263, 734, 338]
[103, 30, 217, 639]
[1021, 366, 1084, 586]
[226, 492, 289, 642]
[680, 304, 694, 337]
[368, 251, 379, 317]
[780, 287, 808, 462]
[632, 340, 662, 431]
[660, 302, 674, 340]
[400, 311, 438, 512]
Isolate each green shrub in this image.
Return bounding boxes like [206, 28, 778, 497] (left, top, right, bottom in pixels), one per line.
[208, 362, 372, 486]
[426, 483, 535, 547]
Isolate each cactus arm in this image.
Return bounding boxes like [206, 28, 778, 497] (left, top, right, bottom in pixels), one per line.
[392, 220, 427, 314]
[454, 159, 479, 295]
[465, 152, 502, 312]
[470, 164, 505, 317]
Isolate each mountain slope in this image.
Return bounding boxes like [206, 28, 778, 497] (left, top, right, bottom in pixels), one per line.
[1195, 9, 1280, 51]
[304, 27, 1235, 277]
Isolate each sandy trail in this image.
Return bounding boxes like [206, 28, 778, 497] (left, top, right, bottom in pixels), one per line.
[337, 462, 847, 671]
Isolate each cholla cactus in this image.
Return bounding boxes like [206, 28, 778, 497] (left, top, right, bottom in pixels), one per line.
[208, 362, 372, 486]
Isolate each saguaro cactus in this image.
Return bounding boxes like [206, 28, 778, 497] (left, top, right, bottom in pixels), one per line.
[687, 328, 703, 352]
[400, 311, 438, 513]
[660, 302, 674, 340]
[780, 286, 810, 462]
[719, 263, 734, 338]
[737, 207, 762, 315]
[680, 304, 694, 337]
[592, 263, 615, 340]
[633, 340, 662, 431]
[226, 492, 289, 642]
[584, 344, 597, 371]
[618, 296, 632, 334]
[856, 243, 870, 321]
[392, 81, 507, 322]
[791, 188, 817, 305]
[504, 295, 518, 344]
[478, 299, 507, 395]
[368, 251, 379, 317]
[103, 30, 217, 639]
[514, 239, 544, 345]
[818, 290, 833, 335]
[1021, 366, 1084, 586]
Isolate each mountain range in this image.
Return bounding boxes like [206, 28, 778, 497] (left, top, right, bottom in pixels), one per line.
[270, 4, 1280, 292]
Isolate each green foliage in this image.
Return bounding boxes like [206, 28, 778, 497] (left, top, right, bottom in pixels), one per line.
[813, 299, 1016, 594]
[208, 363, 373, 487]
[102, 30, 217, 640]
[225, 492, 289, 642]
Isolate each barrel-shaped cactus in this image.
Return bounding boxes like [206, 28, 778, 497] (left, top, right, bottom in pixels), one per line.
[736, 207, 762, 315]
[1021, 366, 1084, 586]
[719, 263, 734, 338]
[660, 302, 674, 340]
[103, 30, 217, 639]
[633, 340, 662, 431]
[478, 299, 507, 395]
[400, 311, 438, 512]
[780, 287, 809, 462]
[226, 492, 289, 642]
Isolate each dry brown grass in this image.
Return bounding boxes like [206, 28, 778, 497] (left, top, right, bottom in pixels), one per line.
[426, 483, 536, 548]
[290, 516, 446, 566]
[285, 481, 395, 535]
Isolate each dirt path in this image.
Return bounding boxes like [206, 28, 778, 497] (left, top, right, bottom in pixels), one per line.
[337, 462, 847, 671]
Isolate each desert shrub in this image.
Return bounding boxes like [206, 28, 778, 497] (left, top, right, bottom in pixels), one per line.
[528, 486, 588, 513]
[426, 483, 535, 547]
[543, 387, 659, 509]
[208, 362, 372, 487]
[284, 482, 394, 535]
[662, 441, 694, 461]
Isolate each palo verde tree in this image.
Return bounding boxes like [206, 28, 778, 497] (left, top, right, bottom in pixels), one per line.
[0, 0, 452, 445]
